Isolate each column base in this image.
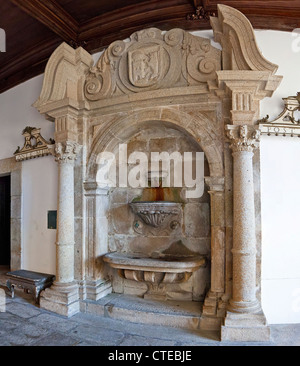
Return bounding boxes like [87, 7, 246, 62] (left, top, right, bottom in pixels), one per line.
[82, 279, 112, 301]
[39, 281, 80, 317]
[221, 310, 270, 342]
[227, 298, 261, 313]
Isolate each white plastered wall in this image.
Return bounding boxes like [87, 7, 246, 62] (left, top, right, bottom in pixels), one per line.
[255, 30, 300, 324]
[0, 75, 57, 274]
[0, 29, 299, 323]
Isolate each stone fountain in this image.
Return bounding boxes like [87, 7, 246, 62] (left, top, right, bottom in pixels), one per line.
[103, 170, 207, 300]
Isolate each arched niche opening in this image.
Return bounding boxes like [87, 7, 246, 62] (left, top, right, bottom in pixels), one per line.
[83, 108, 224, 304]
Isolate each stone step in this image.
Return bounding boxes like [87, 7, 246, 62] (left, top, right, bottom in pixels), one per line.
[80, 293, 203, 330]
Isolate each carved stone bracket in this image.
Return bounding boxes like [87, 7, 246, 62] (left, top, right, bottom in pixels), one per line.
[14, 126, 55, 161]
[259, 93, 300, 137]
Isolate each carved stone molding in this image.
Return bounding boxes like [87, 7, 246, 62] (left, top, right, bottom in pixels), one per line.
[84, 27, 221, 101]
[50, 141, 81, 163]
[14, 126, 55, 162]
[226, 125, 260, 153]
[259, 93, 300, 137]
[204, 176, 225, 192]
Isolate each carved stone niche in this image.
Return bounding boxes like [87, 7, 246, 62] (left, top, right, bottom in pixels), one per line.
[33, 4, 283, 343]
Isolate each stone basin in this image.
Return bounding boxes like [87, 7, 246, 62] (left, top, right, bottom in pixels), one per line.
[103, 252, 206, 300]
[103, 252, 206, 273]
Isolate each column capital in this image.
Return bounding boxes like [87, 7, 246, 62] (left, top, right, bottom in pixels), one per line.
[50, 141, 81, 163]
[226, 125, 260, 153]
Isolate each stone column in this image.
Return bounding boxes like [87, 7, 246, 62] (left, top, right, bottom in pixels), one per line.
[55, 141, 81, 283]
[222, 125, 270, 341]
[226, 125, 260, 313]
[39, 141, 81, 317]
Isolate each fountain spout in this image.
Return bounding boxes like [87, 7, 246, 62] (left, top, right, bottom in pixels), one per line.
[129, 201, 181, 228]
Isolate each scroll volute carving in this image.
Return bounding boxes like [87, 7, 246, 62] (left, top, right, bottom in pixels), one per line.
[84, 28, 221, 101]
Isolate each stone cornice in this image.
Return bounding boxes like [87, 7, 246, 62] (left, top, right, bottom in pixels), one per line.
[35, 98, 91, 121]
[215, 71, 282, 125]
[216, 71, 282, 100]
[204, 176, 225, 192]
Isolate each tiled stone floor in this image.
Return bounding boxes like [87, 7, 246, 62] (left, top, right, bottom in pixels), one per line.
[0, 268, 300, 347]
[0, 290, 300, 346]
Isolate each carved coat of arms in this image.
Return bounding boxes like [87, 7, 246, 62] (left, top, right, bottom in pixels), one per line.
[128, 45, 162, 87]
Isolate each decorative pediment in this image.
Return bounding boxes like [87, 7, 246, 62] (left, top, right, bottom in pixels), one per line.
[14, 127, 55, 161]
[33, 43, 94, 119]
[84, 28, 222, 101]
[259, 93, 300, 137]
[210, 4, 279, 74]
[33, 4, 283, 114]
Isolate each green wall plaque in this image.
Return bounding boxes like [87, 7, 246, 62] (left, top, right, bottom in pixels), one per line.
[48, 211, 57, 229]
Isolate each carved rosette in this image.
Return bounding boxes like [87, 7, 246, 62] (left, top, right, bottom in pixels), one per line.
[52, 141, 81, 163]
[84, 28, 221, 101]
[226, 125, 260, 153]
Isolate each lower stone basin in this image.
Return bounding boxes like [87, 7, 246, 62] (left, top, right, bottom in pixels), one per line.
[103, 252, 206, 300]
[103, 252, 205, 273]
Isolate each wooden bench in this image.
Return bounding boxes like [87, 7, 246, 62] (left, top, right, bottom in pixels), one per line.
[6, 270, 55, 304]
